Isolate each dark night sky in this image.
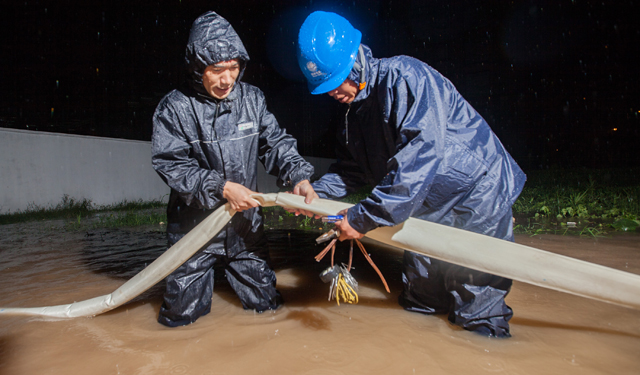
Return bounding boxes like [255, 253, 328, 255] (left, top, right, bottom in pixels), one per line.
[1, 0, 638, 171]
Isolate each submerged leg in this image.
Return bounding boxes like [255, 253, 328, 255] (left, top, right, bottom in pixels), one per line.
[399, 251, 451, 314]
[158, 250, 217, 327]
[444, 264, 513, 338]
[225, 244, 283, 313]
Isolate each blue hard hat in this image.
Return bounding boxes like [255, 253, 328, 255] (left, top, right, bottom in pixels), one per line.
[297, 11, 362, 95]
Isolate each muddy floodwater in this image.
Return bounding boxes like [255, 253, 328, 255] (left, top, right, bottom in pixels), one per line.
[1, 219, 639, 375]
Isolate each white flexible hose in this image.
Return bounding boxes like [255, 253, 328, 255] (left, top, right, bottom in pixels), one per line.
[1, 193, 639, 318]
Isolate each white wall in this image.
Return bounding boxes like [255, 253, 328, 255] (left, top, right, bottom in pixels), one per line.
[256, 155, 334, 194]
[0, 128, 333, 214]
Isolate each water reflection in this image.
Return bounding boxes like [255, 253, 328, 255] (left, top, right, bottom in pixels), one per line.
[1, 225, 639, 374]
[81, 229, 166, 279]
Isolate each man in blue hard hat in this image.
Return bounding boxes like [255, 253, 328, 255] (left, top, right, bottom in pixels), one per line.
[296, 11, 526, 337]
[151, 11, 318, 327]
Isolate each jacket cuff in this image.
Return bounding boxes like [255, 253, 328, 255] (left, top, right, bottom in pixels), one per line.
[311, 183, 329, 199]
[347, 203, 380, 234]
[288, 164, 315, 188]
[213, 178, 228, 199]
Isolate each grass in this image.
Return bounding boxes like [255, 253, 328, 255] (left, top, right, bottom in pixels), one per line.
[0, 194, 168, 230]
[2, 168, 639, 236]
[0, 195, 94, 225]
[512, 168, 640, 236]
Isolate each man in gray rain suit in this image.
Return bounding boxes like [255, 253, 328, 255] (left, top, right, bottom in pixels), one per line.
[297, 11, 526, 337]
[152, 11, 318, 327]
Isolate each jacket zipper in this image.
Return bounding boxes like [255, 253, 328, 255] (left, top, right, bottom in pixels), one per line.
[211, 101, 220, 141]
[212, 101, 227, 180]
[345, 104, 351, 145]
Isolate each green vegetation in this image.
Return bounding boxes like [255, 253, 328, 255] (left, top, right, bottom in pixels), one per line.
[3, 168, 639, 237]
[512, 168, 639, 236]
[263, 206, 329, 232]
[0, 194, 167, 230]
[0, 195, 94, 225]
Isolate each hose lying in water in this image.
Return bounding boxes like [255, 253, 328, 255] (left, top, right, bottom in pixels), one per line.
[1, 193, 640, 318]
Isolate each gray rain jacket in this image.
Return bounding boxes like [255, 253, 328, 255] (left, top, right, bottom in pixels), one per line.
[152, 11, 313, 255]
[312, 45, 526, 238]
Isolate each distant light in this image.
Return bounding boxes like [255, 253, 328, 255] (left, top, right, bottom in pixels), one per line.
[613, 128, 618, 131]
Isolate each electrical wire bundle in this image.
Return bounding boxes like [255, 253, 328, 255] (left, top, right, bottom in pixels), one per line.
[315, 227, 389, 305]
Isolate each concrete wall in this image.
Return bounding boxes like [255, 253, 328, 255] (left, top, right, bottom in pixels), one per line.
[0, 128, 333, 214]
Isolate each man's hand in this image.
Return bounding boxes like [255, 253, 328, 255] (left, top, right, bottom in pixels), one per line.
[287, 180, 320, 218]
[223, 181, 260, 212]
[335, 209, 365, 241]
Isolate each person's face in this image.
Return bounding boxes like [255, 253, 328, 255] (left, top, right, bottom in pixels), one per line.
[327, 79, 359, 104]
[202, 59, 240, 99]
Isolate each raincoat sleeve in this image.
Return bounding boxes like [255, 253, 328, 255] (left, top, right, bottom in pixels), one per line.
[256, 90, 314, 188]
[151, 96, 227, 209]
[348, 68, 447, 234]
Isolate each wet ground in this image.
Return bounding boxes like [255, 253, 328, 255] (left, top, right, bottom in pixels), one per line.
[0, 219, 639, 374]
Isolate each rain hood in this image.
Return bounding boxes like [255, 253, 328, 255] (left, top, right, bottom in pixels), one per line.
[185, 11, 250, 97]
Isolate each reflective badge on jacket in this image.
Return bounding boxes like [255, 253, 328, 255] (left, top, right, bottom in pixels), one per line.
[237, 122, 254, 131]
